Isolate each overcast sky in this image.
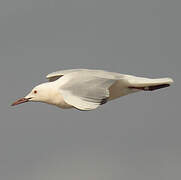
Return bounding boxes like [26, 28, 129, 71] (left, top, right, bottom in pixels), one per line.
[0, 0, 180, 179]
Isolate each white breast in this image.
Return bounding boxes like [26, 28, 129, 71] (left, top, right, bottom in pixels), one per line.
[54, 91, 73, 109]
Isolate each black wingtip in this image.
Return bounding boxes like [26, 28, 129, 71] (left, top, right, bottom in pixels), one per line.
[146, 84, 170, 91]
[100, 98, 108, 105]
[129, 84, 170, 91]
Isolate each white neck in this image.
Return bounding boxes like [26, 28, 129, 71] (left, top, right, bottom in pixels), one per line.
[39, 82, 72, 109]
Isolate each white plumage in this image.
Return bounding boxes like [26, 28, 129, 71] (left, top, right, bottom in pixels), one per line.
[12, 69, 174, 111]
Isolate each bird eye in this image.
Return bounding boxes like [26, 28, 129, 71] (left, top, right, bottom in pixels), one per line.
[34, 90, 37, 94]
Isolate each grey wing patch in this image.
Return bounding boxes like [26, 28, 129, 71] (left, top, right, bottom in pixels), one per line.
[59, 72, 116, 110]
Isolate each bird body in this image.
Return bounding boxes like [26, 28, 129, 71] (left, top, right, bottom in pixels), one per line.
[12, 69, 174, 111]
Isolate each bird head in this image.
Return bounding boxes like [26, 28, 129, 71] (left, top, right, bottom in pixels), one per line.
[11, 83, 54, 106]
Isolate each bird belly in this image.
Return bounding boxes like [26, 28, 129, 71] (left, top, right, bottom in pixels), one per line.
[52, 92, 73, 109]
[56, 103, 73, 109]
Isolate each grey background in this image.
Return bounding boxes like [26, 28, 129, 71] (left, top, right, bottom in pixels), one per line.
[0, 0, 180, 179]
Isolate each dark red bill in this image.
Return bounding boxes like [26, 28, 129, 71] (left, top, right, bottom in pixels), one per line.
[11, 98, 29, 106]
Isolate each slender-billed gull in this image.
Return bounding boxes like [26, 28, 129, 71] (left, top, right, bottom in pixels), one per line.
[11, 69, 174, 111]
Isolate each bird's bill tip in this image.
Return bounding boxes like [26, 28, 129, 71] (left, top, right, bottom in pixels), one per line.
[11, 98, 29, 106]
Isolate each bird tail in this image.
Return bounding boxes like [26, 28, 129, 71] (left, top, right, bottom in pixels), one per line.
[127, 76, 174, 91]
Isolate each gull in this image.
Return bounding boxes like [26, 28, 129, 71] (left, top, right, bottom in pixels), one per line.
[11, 69, 174, 111]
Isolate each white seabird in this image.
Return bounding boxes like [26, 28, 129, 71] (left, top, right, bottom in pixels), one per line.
[11, 69, 174, 111]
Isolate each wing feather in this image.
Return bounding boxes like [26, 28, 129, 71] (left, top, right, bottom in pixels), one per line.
[125, 75, 173, 87]
[46, 69, 84, 82]
[46, 69, 124, 82]
[59, 71, 117, 110]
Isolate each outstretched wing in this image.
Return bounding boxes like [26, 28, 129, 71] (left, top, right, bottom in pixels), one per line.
[59, 71, 118, 111]
[46, 69, 124, 82]
[46, 69, 84, 82]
